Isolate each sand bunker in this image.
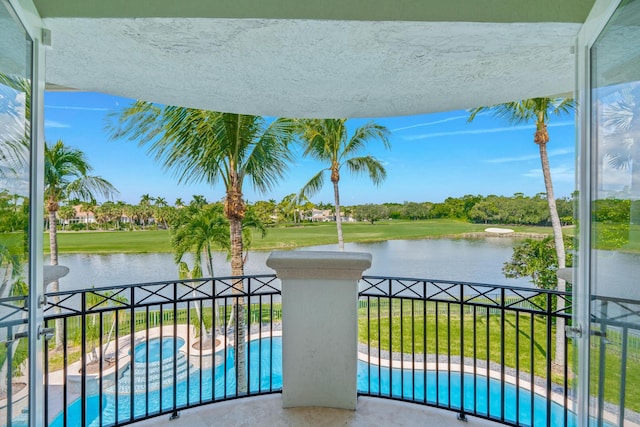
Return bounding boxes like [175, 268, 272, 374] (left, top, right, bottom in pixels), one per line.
[484, 227, 514, 234]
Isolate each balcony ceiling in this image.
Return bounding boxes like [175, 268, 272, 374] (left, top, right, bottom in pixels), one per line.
[34, 0, 595, 118]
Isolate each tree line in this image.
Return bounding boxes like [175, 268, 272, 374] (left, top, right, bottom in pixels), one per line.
[353, 193, 575, 226]
[33, 192, 640, 232]
[40, 192, 575, 231]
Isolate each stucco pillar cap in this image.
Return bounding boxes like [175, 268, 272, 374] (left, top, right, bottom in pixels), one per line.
[556, 267, 573, 283]
[266, 250, 372, 280]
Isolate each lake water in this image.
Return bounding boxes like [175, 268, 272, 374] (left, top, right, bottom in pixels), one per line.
[53, 238, 533, 292]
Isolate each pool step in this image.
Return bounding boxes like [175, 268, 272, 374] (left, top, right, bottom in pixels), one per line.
[107, 352, 191, 394]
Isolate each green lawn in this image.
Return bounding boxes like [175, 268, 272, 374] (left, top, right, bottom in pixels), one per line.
[358, 299, 640, 413]
[47, 229, 174, 253]
[47, 219, 554, 254]
[358, 300, 566, 384]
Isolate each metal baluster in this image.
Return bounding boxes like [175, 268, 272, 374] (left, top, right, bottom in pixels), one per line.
[459, 284, 466, 421]
[171, 283, 178, 419]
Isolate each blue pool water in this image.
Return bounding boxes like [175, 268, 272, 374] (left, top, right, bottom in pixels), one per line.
[131, 337, 185, 363]
[50, 337, 608, 427]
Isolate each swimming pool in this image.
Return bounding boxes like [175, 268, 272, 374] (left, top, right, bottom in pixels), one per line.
[131, 337, 185, 363]
[358, 362, 576, 427]
[50, 337, 607, 427]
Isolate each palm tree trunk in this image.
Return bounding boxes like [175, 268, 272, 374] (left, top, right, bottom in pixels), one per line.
[229, 216, 247, 393]
[102, 314, 117, 358]
[333, 181, 345, 251]
[48, 208, 64, 349]
[0, 270, 26, 397]
[539, 142, 566, 369]
[0, 263, 13, 299]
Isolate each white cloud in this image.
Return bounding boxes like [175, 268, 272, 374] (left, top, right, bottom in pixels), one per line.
[488, 148, 574, 163]
[405, 121, 573, 141]
[391, 114, 469, 132]
[45, 119, 70, 128]
[599, 161, 632, 193]
[45, 105, 113, 111]
[523, 165, 575, 182]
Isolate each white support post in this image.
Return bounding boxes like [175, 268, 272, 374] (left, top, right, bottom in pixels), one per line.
[266, 251, 372, 410]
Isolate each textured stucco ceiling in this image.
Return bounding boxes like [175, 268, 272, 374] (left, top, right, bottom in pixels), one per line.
[42, 17, 582, 118]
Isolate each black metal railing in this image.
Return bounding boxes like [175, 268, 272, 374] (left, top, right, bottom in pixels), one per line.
[0, 293, 29, 427]
[590, 295, 640, 427]
[43, 273, 639, 427]
[358, 276, 573, 427]
[43, 275, 281, 427]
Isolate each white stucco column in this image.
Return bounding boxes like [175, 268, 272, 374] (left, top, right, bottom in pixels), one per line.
[266, 251, 372, 410]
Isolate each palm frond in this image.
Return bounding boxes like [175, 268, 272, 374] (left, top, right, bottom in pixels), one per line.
[602, 92, 635, 131]
[245, 117, 297, 193]
[299, 170, 326, 199]
[171, 207, 230, 266]
[550, 98, 575, 117]
[344, 156, 387, 185]
[468, 97, 574, 125]
[44, 140, 118, 205]
[341, 121, 390, 160]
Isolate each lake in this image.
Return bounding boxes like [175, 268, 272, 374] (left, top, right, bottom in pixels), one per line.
[53, 237, 533, 292]
[51, 236, 640, 300]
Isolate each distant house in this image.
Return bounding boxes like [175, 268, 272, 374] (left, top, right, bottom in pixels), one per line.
[72, 205, 96, 224]
[309, 209, 333, 222]
[307, 208, 355, 223]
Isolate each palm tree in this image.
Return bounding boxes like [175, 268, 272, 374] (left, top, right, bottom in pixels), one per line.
[153, 197, 170, 229]
[123, 203, 137, 230]
[0, 239, 24, 304]
[45, 140, 117, 347]
[468, 97, 574, 368]
[107, 103, 297, 393]
[297, 119, 390, 250]
[0, 73, 30, 181]
[173, 204, 229, 348]
[138, 194, 155, 228]
[601, 84, 640, 224]
[279, 193, 312, 224]
[172, 205, 229, 278]
[177, 261, 210, 348]
[0, 255, 27, 397]
[57, 205, 76, 230]
[79, 200, 97, 227]
[191, 195, 208, 208]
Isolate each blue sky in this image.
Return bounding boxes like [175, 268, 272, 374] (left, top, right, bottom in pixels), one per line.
[44, 92, 576, 206]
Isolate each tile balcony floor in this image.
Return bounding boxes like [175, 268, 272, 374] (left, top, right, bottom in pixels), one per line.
[131, 394, 504, 427]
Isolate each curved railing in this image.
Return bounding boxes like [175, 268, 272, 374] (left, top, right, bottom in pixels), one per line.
[43, 274, 637, 427]
[358, 276, 573, 426]
[43, 275, 282, 427]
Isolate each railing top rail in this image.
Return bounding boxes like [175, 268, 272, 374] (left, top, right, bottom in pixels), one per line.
[360, 275, 571, 296]
[592, 293, 640, 306]
[44, 273, 279, 298]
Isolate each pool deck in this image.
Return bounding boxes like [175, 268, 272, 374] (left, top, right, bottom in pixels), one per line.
[129, 394, 503, 427]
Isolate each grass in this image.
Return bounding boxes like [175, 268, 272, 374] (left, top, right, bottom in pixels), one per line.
[358, 300, 567, 385]
[47, 219, 553, 254]
[47, 229, 174, 254]
[357, 299, 640, 413]
[46, 220, 640, 254]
